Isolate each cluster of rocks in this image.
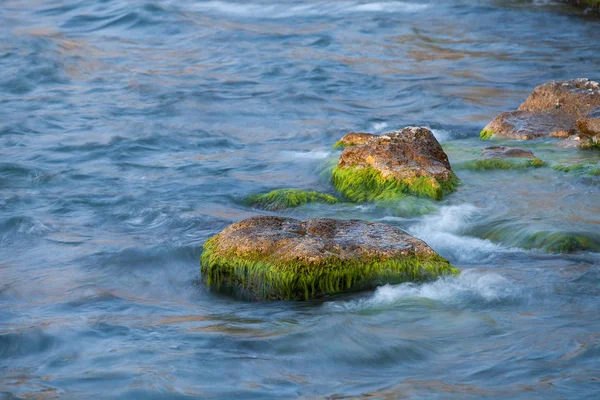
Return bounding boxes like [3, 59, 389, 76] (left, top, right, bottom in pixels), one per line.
[201, 78, 599, 301]
[481, 78, 600, 148]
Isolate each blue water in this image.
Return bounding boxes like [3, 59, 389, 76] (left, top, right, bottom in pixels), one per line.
[1, 0, 600, 398]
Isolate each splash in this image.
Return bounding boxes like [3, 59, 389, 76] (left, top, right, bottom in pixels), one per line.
[408, 205, 515, 263]
[190, 1, 429, 19]
[325, 270, 521, 311]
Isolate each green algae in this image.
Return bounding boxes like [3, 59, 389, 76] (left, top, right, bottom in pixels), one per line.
[247, 189, 339, 210]
[475, 222, 600, 254]
[480, 129, 494, 140]
[553, 162, 600, 177]
[200, 236, 459, 301]
[580, 141, 600, 151]
[526, 232, 600, 253]
[457, 158, 546, 171]
[333, 140, 354, 149]
[331, 166, 459, 202]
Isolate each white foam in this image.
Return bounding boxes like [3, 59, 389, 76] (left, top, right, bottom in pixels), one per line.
[280, 150, 331, 160]
[371, 122, 389, 133]
[407, 205, 513, 263]
[431, 128, 452, 142]
[325, 270, 520, 311]
[191, 2, 429, 19]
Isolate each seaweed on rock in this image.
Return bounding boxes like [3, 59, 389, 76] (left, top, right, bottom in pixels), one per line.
[331, 166, 459, 202]
[457, 158, 545, 171]
[201, 236, 458, 301]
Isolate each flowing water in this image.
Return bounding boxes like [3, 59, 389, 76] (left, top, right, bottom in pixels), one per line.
[1, 0, 600, 398]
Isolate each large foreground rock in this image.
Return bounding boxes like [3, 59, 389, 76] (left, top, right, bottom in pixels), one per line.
[201, 216, 458, 301]
[332, 127, 459, 201]
[481, 79, 600, 147]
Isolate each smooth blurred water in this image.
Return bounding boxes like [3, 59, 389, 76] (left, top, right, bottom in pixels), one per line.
[1, 0, 600, 398]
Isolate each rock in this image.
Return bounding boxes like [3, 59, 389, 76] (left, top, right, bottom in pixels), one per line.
[481, 146, 535, 159]
[334, 132, 376, 148]
[454, 146, 544, 171]
[201, 215, 458, 301]
[332, 127, 458, 201]
[481, 79, 600, 147]
[577, 116, 600, 149]
[247, 189, 339, 210]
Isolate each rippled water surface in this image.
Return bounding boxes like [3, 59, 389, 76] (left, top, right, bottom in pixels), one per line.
[1, 0, 600, 398]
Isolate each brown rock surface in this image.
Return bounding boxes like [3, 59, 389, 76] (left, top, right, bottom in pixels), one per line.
[337, 127, 455, 184]
[335, 132, 376, 147]
[482, 146, 535, 159]
[482, 79, 600, 146]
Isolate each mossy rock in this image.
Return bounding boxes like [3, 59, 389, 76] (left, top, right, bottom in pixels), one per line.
[332, 127, 459, 201]
[200, 216, 458, 301]
[526, 231, 600, 253]
[457, 158, 545, 171]
[247, 189, 339, 210]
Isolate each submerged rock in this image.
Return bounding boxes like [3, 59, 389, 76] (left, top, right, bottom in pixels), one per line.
[247, 189, 339, 210]
[332, 127, 459, 201]
[481, 146, 535, 159]
[456, 145, 545, 171]
[201, 215, 458, 301]
[481, 79, 600, 147]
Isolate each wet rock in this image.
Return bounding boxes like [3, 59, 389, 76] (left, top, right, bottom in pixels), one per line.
[334, 132, 376, 148]
[481, 79, 600, 147]
[201, 215, 458, 301]
[332, 127, 459, 201]
[455, 145, 545, 170]
[481, 146, 535, 159]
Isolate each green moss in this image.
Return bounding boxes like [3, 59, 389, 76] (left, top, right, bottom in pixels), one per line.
[457, 158, 546, 171]
[331, 166, 459, 202]
[580, 141, 600, 151]
[527, 232, 600, 253]
[476, 222, 600, 254]
[333, 140, 352, 149]
[200, 236, 459, 301]
[480, 129, 494, 140]
[553, 162, 600, 176]
[247, 189, 339, 210]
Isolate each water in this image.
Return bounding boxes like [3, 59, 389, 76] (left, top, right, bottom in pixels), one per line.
[1, 0, 600, 398]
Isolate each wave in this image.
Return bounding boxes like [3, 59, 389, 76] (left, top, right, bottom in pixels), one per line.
[190, 1, 429, 19]
[407, 205, 516, 264]
[325, 270, 522, 312]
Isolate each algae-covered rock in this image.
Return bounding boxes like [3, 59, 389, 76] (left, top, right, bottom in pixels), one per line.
[247, 189, 339, 210]
[201, 215, 458, 301]
[332, 127, 459, 201]
[481, 79, 600, 147]
[457, 146, 545, 171]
